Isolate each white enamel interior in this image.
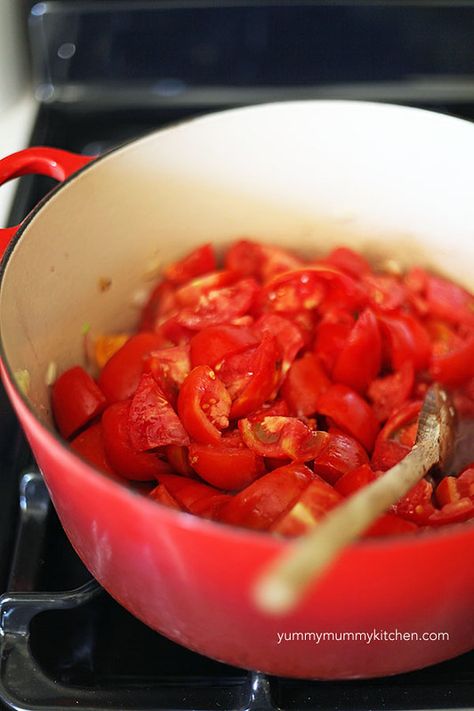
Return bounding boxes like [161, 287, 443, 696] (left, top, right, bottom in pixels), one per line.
[2, 101, 474, 424]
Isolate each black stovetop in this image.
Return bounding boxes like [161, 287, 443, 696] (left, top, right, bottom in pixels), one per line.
[0, 100, 473, 710]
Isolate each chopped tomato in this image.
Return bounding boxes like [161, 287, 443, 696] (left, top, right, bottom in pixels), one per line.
[70, 422, 116, 477]
[176, 278, 259, 330]
[128, 373, 190, 451]
[156, 473, 231, 519]
[247, 399, 289, 421]
[218, 463, 313, 530]
[254, 314, 304, 374]
[435, 477, 461, 507]
[224, 239, 264, 278]
[272, 476, 342, 537]
[425, 273, 474, 327]
[393, 479, 435, 524]
[165, 444, 194, 476]
[281, 353, 330, 417]
[164, 243, 216, 285]
[149, 484, 182, 510]
[174, 270, 236, 308]
[313, 310, 355, 373]
[364, 513, 418, 537]
[259, 244, 304, 283]
[363, 273, 407, 311]
[239, 416, 328, 462]
[430, 336, 474, 387]
[177, 365, 231, 444]
[335, 464, 377, 496]
[189, 324, 258, 368]
[457, 467, 474, 499]
[145, 345, 190, 407]
[188, 439, 265, 491]
[314, 431, 369, 485]
[139, 280, 178, 332]
[428, 499, 474, 526]
[52, 366, 107, 439]
[371, 400, 421, 470]
[325, 246, 371, 278]
[368, 362, 414, 422]
[317, 384, 380, 452]
[98, 332, 166, 402]
[102, 401, 171, 481]
[332, 308, 381, 393]
[378, 313, 431, 371]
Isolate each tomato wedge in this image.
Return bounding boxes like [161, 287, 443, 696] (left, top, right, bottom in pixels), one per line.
[325, 246, 371, 278]
[164, 243, 216, 285]
[156, 473, 231, 519]
[313, 310, 355, 374]
[98, 332, 166, 402]
[281, 353, 330, 417]
[430, 336, 474, 387]
[128, 373, 190, 451]
[313, 430, 369, 485]
[367, 361, 414, 422]
[218, 463, 313, 530]
[176, 278, 259, 330]
[271, 476, 342, 537]
[165, 444, 194, 476]
[177, 365, 231, 443]
[317, 384, 379, 452]
[70, 422, 116, 477]
[371, 400, 421, 470]
[52, 366, 107, 439]
[228, 333, 280, 419]
[225, 239, 264, 279]
[149, 484, 182, 510]
[425, 273, 474, 327]
[378, 313, 431, 371]
[254, 314, 304, 374]
[239, 416, 329, 461]
[393, 479, 435, 524]
[333, 309, 381, 393]
[189, 324, 258, 368]
[145, 345, 190, 407]
[102, 401, 171, 481]
[189, 439, 265, 491]
[335, 464, 377, 496]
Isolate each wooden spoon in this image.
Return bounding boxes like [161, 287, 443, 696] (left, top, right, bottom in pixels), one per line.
[254, 384, 456, 615]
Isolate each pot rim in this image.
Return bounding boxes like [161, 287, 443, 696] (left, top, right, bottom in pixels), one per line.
[1, 99, 473, 549]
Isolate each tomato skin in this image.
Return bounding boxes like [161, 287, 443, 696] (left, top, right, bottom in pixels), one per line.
[156, 473, 231, 519]
[325, 247, 371, 278]
[430, 336, 474, 387]
[102, 401, 171, 481]
[145, 345, 190, 407]
[368, 362, 414, 422]
[333, 309, 381, 393]
[70, 422, 116, 477]
[317, 384, 379, 452]
[165, 445, 194, 476]
[313, 311, 355, 374]
[364, 513, 418, 537]
[393, 479, 435, 524]
[98, 332, 167, 402]
[128, 373, 190, 451]
[228, 333, 281, 419]
[164, 243, 216, 285]
[335, 464, 377, 496]
[149, 484, 182, 510]
[254, 314, 304, 374]
[378, 313, 431, 371]
[188, 441, 265, 491]
[427, 498, 474, 526]
[239, 416, 329, 462]
[314, 431, 369, 485]
[271, 476, 342, 537]
[52, 366, 107, 439]
[225, 239, 264, 278]
[281, 353, 330, 417]
[425, 273, 474, 327]
[189, 324, 258, 368]
[177, 365, 231, 444]
[176, 278, 259, 330]
[218, 463, 314, 531]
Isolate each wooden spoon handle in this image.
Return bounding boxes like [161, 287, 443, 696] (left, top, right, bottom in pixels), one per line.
[254, 440, 438, 615]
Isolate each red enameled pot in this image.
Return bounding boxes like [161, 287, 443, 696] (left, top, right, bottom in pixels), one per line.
[0, 102, 473, 678]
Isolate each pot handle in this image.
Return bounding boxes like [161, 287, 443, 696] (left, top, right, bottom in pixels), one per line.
[0, 147, 95, 260]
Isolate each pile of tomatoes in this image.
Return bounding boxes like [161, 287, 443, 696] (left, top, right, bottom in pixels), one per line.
[51, 240, 474, 536]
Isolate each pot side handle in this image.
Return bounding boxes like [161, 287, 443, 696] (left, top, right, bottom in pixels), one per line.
[0, 147, 95, 261]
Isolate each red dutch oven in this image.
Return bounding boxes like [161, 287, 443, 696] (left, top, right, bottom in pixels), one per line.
[0, 101, 473, 679]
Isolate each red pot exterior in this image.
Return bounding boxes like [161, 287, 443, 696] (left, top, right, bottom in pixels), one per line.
[3, 365, 474, 679]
